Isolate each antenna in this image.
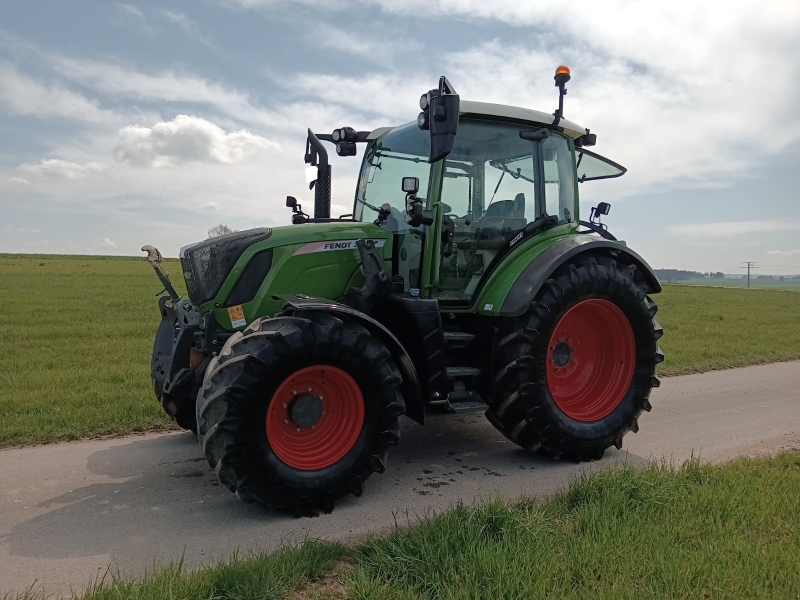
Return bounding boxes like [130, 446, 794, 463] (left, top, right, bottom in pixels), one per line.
[739, 261, 759, 288]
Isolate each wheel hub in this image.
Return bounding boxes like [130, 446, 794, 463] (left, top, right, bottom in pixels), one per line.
[551, 341, 572, 367]
[289, 394, 324, 429]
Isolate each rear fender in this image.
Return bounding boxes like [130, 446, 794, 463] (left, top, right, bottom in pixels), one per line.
[499, 237, 661, 317]
[274, 294, 425, 424]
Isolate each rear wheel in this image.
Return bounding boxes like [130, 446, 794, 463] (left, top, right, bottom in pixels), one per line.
[486, 254, 663, 461]
[196, 312, 404, 513]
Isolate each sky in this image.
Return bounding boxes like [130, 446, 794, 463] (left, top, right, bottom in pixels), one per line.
[1, 0, 799, 274]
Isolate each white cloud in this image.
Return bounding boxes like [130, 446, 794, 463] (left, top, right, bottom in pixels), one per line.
[98, 237, 117, 249]
[669, 220, 800, 238]
[113, 115, 281, 167]
[766, 249, 800, 257]
[160, 10, 220, 52]
[8, 177, 29, 186]
[114, 3, 157, 36]
[203, 201, 221, 211]
[0, 62, 111, 124]
[18, 159, 106, 180]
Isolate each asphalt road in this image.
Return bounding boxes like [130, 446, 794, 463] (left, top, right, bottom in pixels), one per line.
[2, 361, 799, 595]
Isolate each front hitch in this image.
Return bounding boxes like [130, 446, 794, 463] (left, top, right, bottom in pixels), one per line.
[141, 244, 180, 300]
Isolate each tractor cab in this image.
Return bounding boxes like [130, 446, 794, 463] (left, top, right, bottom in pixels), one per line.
[352, 101, 625, 305]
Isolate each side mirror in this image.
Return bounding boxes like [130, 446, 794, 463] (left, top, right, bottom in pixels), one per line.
[401, 177, 419, 194]
[286, 196, 298, 208]
[418, 76, 459, 164]
[597, 202, 611, 216]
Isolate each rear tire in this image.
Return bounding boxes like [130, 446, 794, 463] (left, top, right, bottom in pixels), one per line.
[486, 254, 663, 461]
[196, 312, 404, 513]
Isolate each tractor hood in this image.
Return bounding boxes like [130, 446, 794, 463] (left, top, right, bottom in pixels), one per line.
[181, 221, 391, 315]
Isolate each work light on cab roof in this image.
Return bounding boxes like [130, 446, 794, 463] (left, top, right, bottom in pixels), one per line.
[142, 65, 662, 515]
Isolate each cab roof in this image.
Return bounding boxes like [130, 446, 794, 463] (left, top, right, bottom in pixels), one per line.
[367, 100, 586, 141]
[459, 100, 585, 139]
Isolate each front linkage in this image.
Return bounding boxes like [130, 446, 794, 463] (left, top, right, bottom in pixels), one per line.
[143, 245, 227, 432]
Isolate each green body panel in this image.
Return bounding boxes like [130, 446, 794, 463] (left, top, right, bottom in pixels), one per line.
[465, 223, 576, 316]
[202, 222, 392, 331]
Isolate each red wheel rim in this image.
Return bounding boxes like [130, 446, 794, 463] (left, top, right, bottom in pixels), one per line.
[265, 365, 364, 470]
[545, 299, 635, 422]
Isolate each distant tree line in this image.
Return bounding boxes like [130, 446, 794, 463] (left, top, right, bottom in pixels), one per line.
[654, 269, 725, 281]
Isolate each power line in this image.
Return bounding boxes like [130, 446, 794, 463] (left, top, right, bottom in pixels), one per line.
[739, 261, 759, 288]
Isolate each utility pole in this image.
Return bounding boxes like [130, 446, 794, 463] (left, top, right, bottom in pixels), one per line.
[739, 262, 759, 288]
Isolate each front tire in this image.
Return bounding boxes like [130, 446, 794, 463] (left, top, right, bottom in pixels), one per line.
[486, 254, 663, 461]
[196, 312, 404, 513]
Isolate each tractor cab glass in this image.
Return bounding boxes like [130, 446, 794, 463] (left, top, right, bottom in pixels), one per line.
[575, 148, 626, 181]
[354, 119, 577, 300]
[354, 122, 431, 289]
[438, 121, 576, 300]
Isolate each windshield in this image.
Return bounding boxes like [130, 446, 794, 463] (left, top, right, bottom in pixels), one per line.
[354, 122, 431, 224]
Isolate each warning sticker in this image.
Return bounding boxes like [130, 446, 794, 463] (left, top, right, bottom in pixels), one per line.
[227, 304, 247, 328]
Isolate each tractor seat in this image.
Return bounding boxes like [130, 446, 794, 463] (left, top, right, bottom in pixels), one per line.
[485, 192, 526, 219]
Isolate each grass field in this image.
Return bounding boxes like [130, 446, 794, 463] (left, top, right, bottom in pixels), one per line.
[673, 277, 800, 291]
[1, 254, 799, 447]
[10, 452, 800, 600]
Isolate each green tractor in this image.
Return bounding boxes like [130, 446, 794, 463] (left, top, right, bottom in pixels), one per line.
[145, 66, 663, 512]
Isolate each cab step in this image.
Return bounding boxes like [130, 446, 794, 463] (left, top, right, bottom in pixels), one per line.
[443, 331, 476, 349]
[446, 366, 481, 378]
[449, 400, 487, 414]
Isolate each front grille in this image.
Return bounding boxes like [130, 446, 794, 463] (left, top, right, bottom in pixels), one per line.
[180, 228, 272, 306]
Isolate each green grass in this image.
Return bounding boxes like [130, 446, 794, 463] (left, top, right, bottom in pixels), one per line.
[8, 453, 800, 600]
[0, 255, 185, 446]
[656, 284, 800, 375]
[346, 453, 800, 600]
[6, 539, 344, 600]
[674, 277, 800, 291]
[1, 255, 799, 446]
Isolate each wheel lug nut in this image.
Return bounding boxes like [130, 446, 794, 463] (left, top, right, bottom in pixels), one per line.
[567, 338, 571, 343]
[284, 419, 289, 424]
[554, 367, 559, 371]
[307, 386, 313, 392]
[570, 359, 576, 363]
[311, 425, 315, 429]
[550, 346, 556, 350]
[295, 427, 300, 432]
[319, 395, 324, 400]
[291, 389, 297, 395]
[558, 338, 562, 342]
[282, 403, 287, 408]
[548, 358, 554, 362]
[572, 347, 577, 352]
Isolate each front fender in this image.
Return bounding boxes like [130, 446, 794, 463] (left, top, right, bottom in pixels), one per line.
[499, 237, 661, 317]
[274, 294, 425, 424]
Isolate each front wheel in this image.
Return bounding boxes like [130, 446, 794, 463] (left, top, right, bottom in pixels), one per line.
[196, 312, 405, 513]
[486, 254, 664, 461]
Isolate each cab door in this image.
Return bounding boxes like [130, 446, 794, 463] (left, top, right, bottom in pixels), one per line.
[432, 120, 576, 304]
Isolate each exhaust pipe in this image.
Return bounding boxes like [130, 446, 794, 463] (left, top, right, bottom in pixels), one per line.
[306, 129, 331, 219]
